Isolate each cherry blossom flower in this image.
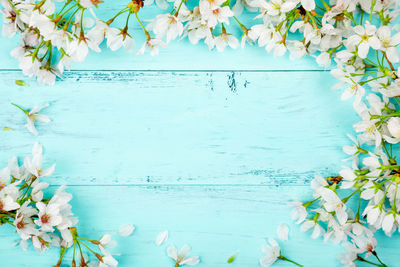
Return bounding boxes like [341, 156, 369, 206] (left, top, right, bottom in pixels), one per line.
[215, 33, 239, 52]
[148, 13, 184, 43]
[34, 202, 62, 232]
[24, 142, 56, 178]
[106, 28, 135, 53]
[287, 201, 307, 224]
[137, 38, 166, 56]
[318, 187, 348, 225]
[377, 26, 400, 63]
[259, 238, 280, 267]
[12, 103, 50, 136]
[346, 22, 381, 59]
[167, 245, 200, 266]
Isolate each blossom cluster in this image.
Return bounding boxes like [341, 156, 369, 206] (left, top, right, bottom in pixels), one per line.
[2, 0, 400, 266]
[0, 142, 120, 266]
[265, 1, 400, 266]
[2, 0, 398, 85]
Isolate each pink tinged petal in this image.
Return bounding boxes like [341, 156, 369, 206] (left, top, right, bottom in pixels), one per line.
[25, 119, 38, 136]
[347, 35, 361, 46]
[368, 36, 381, 50]
[358, 41, 369, 58]
[300, 220, 314, 232]
[260, 255, 275, 266]
[155, 230, 169, 246]
[136, 42, 147, 55]
[382, 214, 395, 235]
[277, 224, 289, 241]
[391, 32, 400, 46]
[336, 207, 348, 225]
[30, 103, 49, 114]
[123, 37, 135, 53]
[228, 36, 239, 49]
[180, 256, 200, 265]
[387, 47, 399, 63]
[60, 229, 73, 243]
[32, 142, 43, 155]
[318, 188, 341, 207]
[232, 0, 243, 16]
[100, 233, 112, 244]
[167, 245, 178, 261]
[274, 44, 286, 57]
[361, 189, 375, 200]
[342, 145, 357, 155]
[365, 25, 376, 35]
[311, 224, 323, 239]
[179, 245, 191, 258]
[353, 26, 365, 35]
[118, 224, 135, 237]
[33, 114, 50, 123]
[341, 87, 355, 100]
[40, 164, 56, 177]
[367, 208, 380, 225]
[267, 238, 279, 249]
[377, 26, 390, 39]
[155, 0, 169, 9]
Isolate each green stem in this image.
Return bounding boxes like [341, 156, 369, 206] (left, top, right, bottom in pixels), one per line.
[125, 11, 132, 28]
[11, 103, 29, 115]
[58, 3, 78, 21]
[379, 165, 400, 170]
[134, 12, 150, 40]
[357, 255, 385, 267]
[174, 0, 184, 16]
[77, 239, 98, 255]
[279, 256, 303, 267]
[107, 7, 129, 24]
[372, 252, 388, 267]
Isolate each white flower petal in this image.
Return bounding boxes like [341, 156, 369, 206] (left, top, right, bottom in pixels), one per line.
[118, 224, 135, 237]
[277, 224, 289, 241]
[155, 230, 169, 246]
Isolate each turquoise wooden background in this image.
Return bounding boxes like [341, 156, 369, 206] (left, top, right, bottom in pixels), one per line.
[1, 2, 400, 267]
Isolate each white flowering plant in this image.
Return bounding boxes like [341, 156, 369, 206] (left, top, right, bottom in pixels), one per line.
[0, 142, 119, 267]
[2, 0, 400, 266]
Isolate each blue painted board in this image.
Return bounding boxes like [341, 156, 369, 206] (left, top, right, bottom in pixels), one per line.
[1, 3, 400, 267]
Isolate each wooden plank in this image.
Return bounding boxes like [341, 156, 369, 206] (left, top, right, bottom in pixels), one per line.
[0, 70, 357, 186]
[0, 3, 327, 71]
[0, 185, 398, 267]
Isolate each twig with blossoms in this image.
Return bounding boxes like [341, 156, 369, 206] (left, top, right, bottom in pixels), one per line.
[12, 102, 50, 136]
[0, 142, 120, 267]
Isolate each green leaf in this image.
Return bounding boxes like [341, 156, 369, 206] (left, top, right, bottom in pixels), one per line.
[15, 80, 28, 86]
[227, 253, 238, 263]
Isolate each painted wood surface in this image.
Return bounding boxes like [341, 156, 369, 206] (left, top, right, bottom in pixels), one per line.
[1, 4, 400, 267]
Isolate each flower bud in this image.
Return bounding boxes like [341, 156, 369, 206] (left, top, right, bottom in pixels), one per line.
[127, 0, 144, 13]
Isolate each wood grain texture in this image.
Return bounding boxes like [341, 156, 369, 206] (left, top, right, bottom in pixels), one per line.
[1, 71, 356, 186]
[1, 5, 399, 266]
[1, 185, 399, 267]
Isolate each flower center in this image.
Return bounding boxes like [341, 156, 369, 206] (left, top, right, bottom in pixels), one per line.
[381, 39, 390, 48]
[366, 125, 376, 134]
[16, 220, 26, 229]
[41, 214, 51, 224]
[213, 9, 221, 15]
[360, 34, 369, 41]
